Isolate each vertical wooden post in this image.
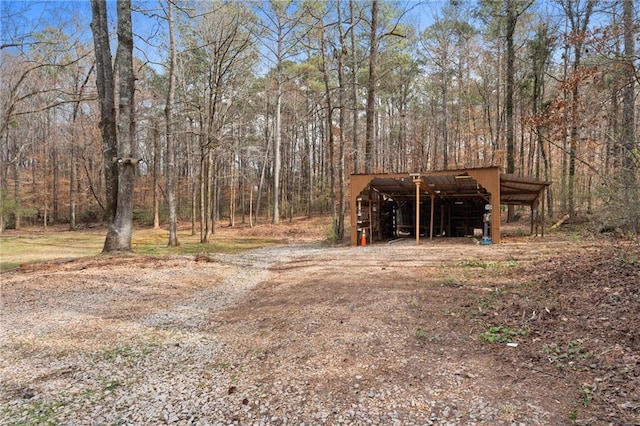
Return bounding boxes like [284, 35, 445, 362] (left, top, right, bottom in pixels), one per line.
[415, 177, 420, 245]
[430, 194, 435, 241]
[541, 188, 545, 238]
[368, 195, 373, 244]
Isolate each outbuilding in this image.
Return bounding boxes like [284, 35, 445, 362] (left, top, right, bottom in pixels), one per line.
[350, 167, 550, 246]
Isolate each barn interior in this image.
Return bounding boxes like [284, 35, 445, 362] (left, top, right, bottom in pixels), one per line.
[350, 167, 550, 246]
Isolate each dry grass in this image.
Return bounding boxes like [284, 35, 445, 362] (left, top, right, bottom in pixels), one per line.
[0, 216, 335, 271]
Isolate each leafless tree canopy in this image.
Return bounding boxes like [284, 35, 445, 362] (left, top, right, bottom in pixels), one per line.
[1, 0, 638, 235]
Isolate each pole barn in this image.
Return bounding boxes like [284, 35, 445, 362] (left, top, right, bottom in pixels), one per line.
[350, 167, 550, 246]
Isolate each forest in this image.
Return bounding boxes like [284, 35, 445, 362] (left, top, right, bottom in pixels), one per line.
[1, 0, 638, 247]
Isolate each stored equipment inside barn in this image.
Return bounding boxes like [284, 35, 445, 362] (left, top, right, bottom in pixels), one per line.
[350, 167, 550, 246]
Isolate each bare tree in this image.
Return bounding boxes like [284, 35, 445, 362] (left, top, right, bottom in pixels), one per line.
[69, 61, 94, 230]
[363, 0, 408, 173]
[255, 0, 306, 224]
[621, 0, 638, 232]
[349, 0, 362, 174]
[505, 0, 533, 221]
[164, 0, 179, 246]
[92, 0, 137, 252]
[336, 2, 348, 240]
[527, 22, 554, 217]
[364, 0, 379, 174]
[505, 0, 533, 179]
[90, 0, 118, 222]
[560, 0, 595, 219]
[1, 6, 94, 231]
[180, 1, 256, 241]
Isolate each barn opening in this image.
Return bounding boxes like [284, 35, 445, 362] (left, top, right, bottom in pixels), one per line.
[350, 167, 550, 246]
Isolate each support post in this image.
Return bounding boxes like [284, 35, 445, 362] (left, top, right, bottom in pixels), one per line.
[415, 178, 420, 245]
[430, 194, 435, 241]
[541, 189, 545, 238]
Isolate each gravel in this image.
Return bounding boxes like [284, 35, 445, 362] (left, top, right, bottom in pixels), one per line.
[1, 242, 555, 425]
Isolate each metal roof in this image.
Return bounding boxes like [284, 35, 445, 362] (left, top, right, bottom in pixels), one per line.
[361, 171, 550, 205]
[500, 173, 551, 204]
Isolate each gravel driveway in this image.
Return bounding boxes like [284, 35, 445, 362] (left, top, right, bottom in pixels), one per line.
[0, 239, 627, 425]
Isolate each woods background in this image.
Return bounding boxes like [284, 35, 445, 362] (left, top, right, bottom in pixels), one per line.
[1, 0, 638, 242]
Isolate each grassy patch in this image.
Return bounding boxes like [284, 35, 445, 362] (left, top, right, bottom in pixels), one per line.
[0, 228, 284, 270]
[94, 341, 158, 365]
[1, 261, 22, 271]
[543, 340, 595, 370]
[479, 325, 527, 343]
[456, 259, 519, 269]
[468, 286, 507, 317]
[0, 398, 67, 425]
[441, 275, 463, 287]
[98, 376, 124, 392]
[100, 345, 143, 362]
[0, 232, 103, 270]
[132, 236, 282, 255]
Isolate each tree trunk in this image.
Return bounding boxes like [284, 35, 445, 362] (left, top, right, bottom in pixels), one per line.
[90, 0, 117, 222]
[562, 0, 594, 219]
[191, 179, 196, 236]
[51, 144, 58, 224]
[165, 0, 179, 246]
[70, 140, 77, 230]
[320, 27, 336, 235]
[621, 0, 638, 233]
[207, 150, 215, 236]
[69, 63, 93, 230]
[102, 0, 136, 252]
[152, 122, 160, 229]
[568, 75, 579, 219]
[531, 24, 553, 219]
[364, 0, 379, 173]
[442, 71, 449, 169]
[492, 42, 503, 166]
[199, 143, 207, 242]
[561, 34, 569, 213]
[229, 151, 236, 227]
[505, 0, 517, 222]
[505, 0, 516, 177]
[305, 97, 312, 217]
[272, 27, 283, 225]
[336, 4, 347, 240]
[256, 137, 269, 225]
[350, 0, 360, 174]
[11, 148, 21, 229]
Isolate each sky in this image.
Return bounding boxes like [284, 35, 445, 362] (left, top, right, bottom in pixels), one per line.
[1, 0, 446, 75]
[0, 0, 172, 70]
[1, 0, 442, 44]
[2, 0, 605, 73]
